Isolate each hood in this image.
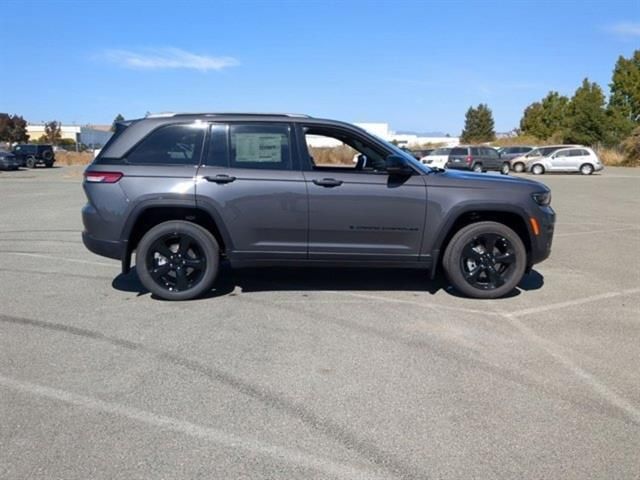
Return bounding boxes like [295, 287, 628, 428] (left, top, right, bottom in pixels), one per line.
[0, 151, 15, 158]
[432, 168, 548, 192]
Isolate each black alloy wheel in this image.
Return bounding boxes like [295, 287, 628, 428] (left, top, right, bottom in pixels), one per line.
[459, 233, 515, 290]
[146, 233, 207, 292]
[136, 220, 219, 300]
[443, 221, 526, 299]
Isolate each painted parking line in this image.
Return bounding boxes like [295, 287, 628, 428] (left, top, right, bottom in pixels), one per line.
[1, 251, 116, 268]
[0, 374, 390, 480]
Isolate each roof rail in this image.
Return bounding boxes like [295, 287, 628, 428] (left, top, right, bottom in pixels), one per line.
[147, 112, 312, 119]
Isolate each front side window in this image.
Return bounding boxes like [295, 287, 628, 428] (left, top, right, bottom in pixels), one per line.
[303, 127, 387, 171]
[229, 124, 291, 170]
[126, 124, 205, 165]
[554, 150, 570, 158]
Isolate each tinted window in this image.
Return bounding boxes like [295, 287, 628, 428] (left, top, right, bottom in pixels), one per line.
[126, 124, 205, 165]
[450, 147, 468, 156]
[229, 124, 291, 170]
[486, 148, 499, 158]
[571, 149, 589, 156]
[540, 147, 559, 156]
[205, 124, 228, 167]
[554, 150, 570, 157]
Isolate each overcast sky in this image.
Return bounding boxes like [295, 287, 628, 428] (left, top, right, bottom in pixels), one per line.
[1, 0, 638, 134]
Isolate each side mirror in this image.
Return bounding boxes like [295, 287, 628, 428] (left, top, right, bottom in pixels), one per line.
[385, 155, 413, 175]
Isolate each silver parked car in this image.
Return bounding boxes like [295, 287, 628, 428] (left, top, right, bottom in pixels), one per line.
[528, 147, 604, 175]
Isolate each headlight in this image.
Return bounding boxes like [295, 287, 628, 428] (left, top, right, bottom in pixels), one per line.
[532, 191, 551, 206]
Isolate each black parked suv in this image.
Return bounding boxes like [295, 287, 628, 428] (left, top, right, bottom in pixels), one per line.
[12, 144, 56, 168]
[82, 113, 555, 300]
[447, 146, 510, 174]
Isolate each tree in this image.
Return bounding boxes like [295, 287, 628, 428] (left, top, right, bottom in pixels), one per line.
[608, 50, 640, 141]
[460, 104, 495, 143]
[563, 79, 608, 146]
[111, 113, 125, 132]
[519, 91, 569, 140]
[43, 121, 62, 145]
[621, 126, 640, 166]
[0, 114, 29, 143]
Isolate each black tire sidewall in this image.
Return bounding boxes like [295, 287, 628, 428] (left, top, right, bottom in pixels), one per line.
[136, 221, 219, 300]
[532, 164, 544, 175]
[443, 221, 527, 299]
[26, 157, 36, 168]
[472, 163, 483, 173]
[501, 163, 510, 175]
[514, 163, 524, 173]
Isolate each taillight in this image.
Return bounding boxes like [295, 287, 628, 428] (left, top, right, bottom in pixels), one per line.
[466, 155, 473, 165]
[84, 171, 123, 183]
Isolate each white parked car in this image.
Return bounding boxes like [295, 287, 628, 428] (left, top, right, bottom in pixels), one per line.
[420, 147, 452, 169]
[528, 147, 603, 175]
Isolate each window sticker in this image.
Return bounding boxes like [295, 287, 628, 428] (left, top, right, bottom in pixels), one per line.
[234, 133, 283, 163]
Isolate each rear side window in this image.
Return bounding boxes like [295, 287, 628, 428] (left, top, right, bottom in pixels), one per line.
[229, 124, 291, 170]
[450, 147, 468, 156]
[126, 124, 205, 165]
[571, 149, 589, 156]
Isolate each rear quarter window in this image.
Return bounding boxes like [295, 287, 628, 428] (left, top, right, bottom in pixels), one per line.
[125, 124, 206, 165]
[450, 147, 468, 156]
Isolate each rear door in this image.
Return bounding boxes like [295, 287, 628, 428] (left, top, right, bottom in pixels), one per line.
[195, 123, 308, 260]
[568, 148, 590, 170]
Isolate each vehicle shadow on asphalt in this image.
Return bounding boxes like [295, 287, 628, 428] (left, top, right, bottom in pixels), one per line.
[112, 264, 544, 300]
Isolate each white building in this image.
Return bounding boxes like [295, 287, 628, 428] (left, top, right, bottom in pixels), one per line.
[26, 124, 112, 147]
[306, 122, 459, 148]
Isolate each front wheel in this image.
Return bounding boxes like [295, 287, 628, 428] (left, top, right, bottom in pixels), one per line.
[136, 220, 220, 300]
[500, 162, 510, 175]
[443, 221, 526, 299]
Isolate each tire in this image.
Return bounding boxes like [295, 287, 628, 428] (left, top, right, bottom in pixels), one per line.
[500, 162, 510, 175]
[25, 157, 36, 168]
[42, 150, 53, 162]
[472, 163, 483, 173]
[513, 162, 525, 173]
[136, 220, 220, 301]
[580, 163, 594, 175]
[443, 221, 526, 299]
[531, 164, 544, 175]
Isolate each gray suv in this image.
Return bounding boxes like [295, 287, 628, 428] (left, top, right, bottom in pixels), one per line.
[82, 113, 555, 300]
[446, 146, 510, 174]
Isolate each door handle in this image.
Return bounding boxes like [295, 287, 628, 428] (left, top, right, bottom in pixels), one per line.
[312, 178, 343, 187]
[204, 174, 236, 184]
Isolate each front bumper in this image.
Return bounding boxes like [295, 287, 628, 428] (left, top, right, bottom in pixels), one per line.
[529, 206, 555, 265]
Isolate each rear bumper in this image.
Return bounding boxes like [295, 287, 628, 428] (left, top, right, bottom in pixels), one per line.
[82, 231, 124, 260]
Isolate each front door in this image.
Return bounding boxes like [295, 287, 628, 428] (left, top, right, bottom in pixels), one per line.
[298, 125, 427, 262]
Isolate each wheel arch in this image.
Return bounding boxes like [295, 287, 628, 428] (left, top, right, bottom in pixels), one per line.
[430, 208, 532, 278]
[120, 199, 232, 273]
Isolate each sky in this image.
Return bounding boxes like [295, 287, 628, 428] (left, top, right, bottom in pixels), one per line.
[1, 0, 638, 134]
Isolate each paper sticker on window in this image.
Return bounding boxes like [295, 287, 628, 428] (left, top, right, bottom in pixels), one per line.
[234, 134, 283, 163]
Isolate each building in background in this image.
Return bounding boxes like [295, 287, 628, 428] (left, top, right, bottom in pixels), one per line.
[26, 124, 112, 148]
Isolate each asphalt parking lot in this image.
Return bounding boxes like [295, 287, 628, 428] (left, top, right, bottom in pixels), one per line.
[1, 166, 639, 479]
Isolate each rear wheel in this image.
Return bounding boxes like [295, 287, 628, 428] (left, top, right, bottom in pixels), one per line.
[531, 164, 545, 175]
[443, 221, 526, 299]
[580, 163, 594, 175]
[500, 162, 510, 175]
[25, 157, 36, 168]
[513, 162, 525, 173]
[136, 220, 219, 300]
[472, 163, 483, 173]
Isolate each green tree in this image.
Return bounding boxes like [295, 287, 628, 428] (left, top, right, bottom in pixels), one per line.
[607, 50, 640, 141]
[563, 79, 608, 146]
[460, 104, 495, 143]
[111, 113, 125, 132]
[43, 121, 62, 145]
[0, 114, 29, 143]
[621, 126, 640, 166]
[520, 91, 569, 140]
